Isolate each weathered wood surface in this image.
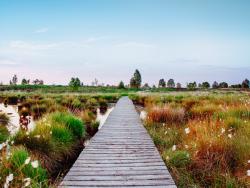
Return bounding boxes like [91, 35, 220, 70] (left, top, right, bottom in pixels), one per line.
[59, 97, 176, 188]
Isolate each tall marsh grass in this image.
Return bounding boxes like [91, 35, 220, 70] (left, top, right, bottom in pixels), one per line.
[142, 93, 250, 187]
[147, 105, 185, 124]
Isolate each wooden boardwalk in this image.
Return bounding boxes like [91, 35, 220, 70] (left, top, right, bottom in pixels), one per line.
[60, 97, 176, 188]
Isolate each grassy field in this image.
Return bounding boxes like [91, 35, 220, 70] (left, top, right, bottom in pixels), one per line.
[132, 91, 250, 187]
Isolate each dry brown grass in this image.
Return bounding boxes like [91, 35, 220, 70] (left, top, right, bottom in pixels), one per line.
[147, 105, 185, 124]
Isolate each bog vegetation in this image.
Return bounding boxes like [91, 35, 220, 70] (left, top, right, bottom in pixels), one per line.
[0, 92, 119, 187]
[132, 92, 250, 187]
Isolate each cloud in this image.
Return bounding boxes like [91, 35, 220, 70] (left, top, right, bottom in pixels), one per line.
[0, 59, 19, 66]
[114, 41, 155, 48]
[34, 27, 48, 33]
[9, 40, 61, 50]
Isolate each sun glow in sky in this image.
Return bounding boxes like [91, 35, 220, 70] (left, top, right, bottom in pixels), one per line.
[0, 0, 250, 85]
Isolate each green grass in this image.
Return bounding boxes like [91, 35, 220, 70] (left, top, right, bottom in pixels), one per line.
[0, 113, 9, 143]
[51, 112, 85, 138]
[0, 146, 48, 187]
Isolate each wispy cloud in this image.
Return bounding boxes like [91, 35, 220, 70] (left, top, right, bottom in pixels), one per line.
[9, 40, 60, 50]
[0, 59, 19, 66]
[34, 27, 48, 33]
[115, 41, 155, 48]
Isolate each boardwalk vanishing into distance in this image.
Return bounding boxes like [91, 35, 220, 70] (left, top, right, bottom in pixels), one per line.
[60, 96, 176, 188]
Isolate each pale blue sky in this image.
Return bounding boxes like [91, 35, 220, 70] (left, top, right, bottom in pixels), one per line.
[0, 0, 249, 85]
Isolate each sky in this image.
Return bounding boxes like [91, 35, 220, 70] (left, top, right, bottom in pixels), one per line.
[0, 0, 250, 86]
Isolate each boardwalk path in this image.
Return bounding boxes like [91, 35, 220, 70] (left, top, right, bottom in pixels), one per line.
[60, 97, 176, 187]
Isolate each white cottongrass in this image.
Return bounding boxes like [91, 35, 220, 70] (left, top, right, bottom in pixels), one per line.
[24, 157, 31, 165]
[1, 142, 7, 150]
[184, 145, 189, 149]
[184, 127, 190, 134]
[4, 173, 13, 188]
[228, 134, 232, 139]
[248, 160, 250, 164]
[23, 177, 31, 187]
[221, 128, 225, 134]
[247, 170, 250, 177]
[31, 160, 39, 168]
[34, 135, 40, 139]
[0, 143, 3, 150]
[172, 145, 176, 151]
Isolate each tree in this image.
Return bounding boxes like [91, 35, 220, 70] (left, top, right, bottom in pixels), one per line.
[130, 77, 137, 88]
[201, 82, 210, 89]
[242, 78, 249, 88]
[176, 83, 181, 89]
[230, 84, 241, 88]
[21, 78, 30, 85]
[33, 79, 44, 85]
[118, 81, 125, 89]
[10, 75, 18, 85]
[69, 77, 81, 89]
[219, 82, 228, 88]
[187, 82, 197, 90]
[142, 83, 150, 89]
[167, 79, 175, 88]
[158, 79, 166, 88]
[130, 69, 141, 88]
[212, 81, 219, 89]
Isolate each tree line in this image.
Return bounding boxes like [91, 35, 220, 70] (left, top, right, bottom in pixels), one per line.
[2, 72, 250, 90]
[7, 75, 44, 86]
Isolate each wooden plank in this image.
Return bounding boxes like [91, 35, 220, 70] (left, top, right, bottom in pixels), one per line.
[60, 97, 176, 187]
[66, 169, 173, 176]
[61, 179, 175, 186]
[64, 174, 171, 181]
